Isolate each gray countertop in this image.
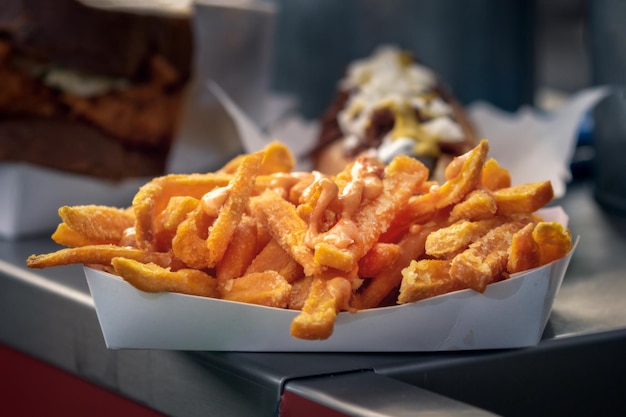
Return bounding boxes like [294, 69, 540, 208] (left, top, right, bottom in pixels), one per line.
[1, 178, 625, 416]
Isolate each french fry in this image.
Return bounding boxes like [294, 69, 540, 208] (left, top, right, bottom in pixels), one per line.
[57, 205, 134, 245]
[220, 271, 291, 308]
[313, 155, 428, 272]
[398, 259, 466, 303]
[392, 139, 490, 232]
[112, 257, 219, 297]
[290, 276, 352, 340]
[532, 221, 573, 266]
[481, 158, 511, 191]
[216, 215, 258, 280]
[355, 222, 435, 309]
[52, 223, 99, 248]
[153, 196, 200, 251]
[206, 150, 264, 267]
[219, 141, 295, 175]
[449, 221, 528, 292]
[133, 172, 231, 250]
[425, 217, 502, 259]
[493, 181, 554, 216]
[249, 189, 318, 276]
[507, 223, 540, 274]
[288, 275, 313, 310]
[171, 205, 213, 269]
[245, 239, 304, 283]
[448, 189, 497, 223]
[26, 245, 173, 269]
[358, 243, 400, 278]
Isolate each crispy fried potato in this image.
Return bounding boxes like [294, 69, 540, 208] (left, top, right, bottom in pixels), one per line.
[216, 215, 258, 280]
[358, 243, 400, 278]
[449, 221, 528, 292]
[171, 205, 213, 269]
[507, 222, 540, 274]
[26, 245, 173, 269]
[206, 150, 264, 267]
[532, 221, 573, 266]
[398, 259, 466, 303]
[133, 172, 231, 250]
[313, 155, 428, 272]
[481, 158, 511, 191]
[290, 276, 352, 340]
[246, 239, 304, 283]
[153, 196, 201, 251]
[219, 141, 295, 175]
[449, 189, 497, 223]
[250, 189, 318, 276]
[493, 181, 554, 216]
[392, 139, 490, 233]
[52, 223, 100, 248]
[355, 223, 435, 309]
[112, 257, 218, 297]
[220, 271, 291, 308]
[57, 205, 134, 245]
[425, 218, 503, 259]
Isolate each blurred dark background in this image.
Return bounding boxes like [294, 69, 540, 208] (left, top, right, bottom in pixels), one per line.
[267, 0, 589, 118]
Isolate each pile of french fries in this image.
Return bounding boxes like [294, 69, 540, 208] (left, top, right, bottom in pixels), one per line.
[26, 139, 572, 340]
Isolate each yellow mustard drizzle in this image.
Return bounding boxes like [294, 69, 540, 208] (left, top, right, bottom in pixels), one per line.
[380, 100, 441, 158]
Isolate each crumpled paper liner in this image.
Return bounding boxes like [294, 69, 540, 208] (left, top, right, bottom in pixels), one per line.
[213, 83, 610, 198]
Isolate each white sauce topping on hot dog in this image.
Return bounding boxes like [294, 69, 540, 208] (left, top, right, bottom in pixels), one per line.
[336, 46, 464, 163]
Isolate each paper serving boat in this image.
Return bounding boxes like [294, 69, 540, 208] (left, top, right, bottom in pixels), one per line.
[84, 206, 576, 352]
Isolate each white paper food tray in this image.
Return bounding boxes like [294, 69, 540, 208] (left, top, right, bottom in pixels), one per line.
[84, 207, 576, 352]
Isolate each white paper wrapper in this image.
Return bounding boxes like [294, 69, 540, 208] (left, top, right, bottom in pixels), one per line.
[84, 207, 576, 352]
[468, 86, 611, 198]
[216, 85, 610, 197]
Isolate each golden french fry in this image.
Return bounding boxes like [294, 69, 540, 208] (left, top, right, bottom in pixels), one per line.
[312, 155, 429, 272]
[398, 259, 466, 303]
[532, 221, 573, 266]
[153, 196, 201, 251]
[26, 245, 173, 269]
[171, 205, 213, 269]
[434, 138, 490, 208]
[481, 158, 511, 191]
[112, 257, 218, 297]
[507, 222, 540, 274]
[493, 181, 554, 216]
[220, 271, 291, 308]
[449, 221, 528, 292]
[392, 139, 490, 233]
[448, 189, 497, 223]
[245, 239, 304, 283]
[288, 276, 313, 310]
[219, 141, 295, 175]
[290, 276, 352, 340]
[133, 172, 231, 250]
[358, 243, 400, 278]
[249, 189, 318, 276]
[57, 205, 134, 245]
[206, 150, 264, 267]
[216, 215, 258, 280]
[52, 223, 99, 248]
[425, 217, 503, 259]
[355, 222, 435, 309]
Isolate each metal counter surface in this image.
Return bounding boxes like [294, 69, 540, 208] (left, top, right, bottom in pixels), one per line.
[1, 178, 625, 416]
